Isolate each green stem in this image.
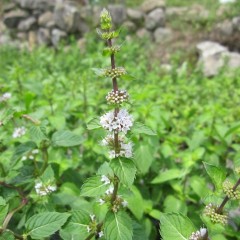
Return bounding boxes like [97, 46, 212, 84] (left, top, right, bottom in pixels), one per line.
[40, 146, 49, 175]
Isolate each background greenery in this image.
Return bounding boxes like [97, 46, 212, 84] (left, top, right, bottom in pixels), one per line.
[0, 31, 240, 238]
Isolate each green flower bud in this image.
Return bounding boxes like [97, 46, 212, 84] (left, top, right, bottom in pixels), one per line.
[100, 8, 112, 30]
[235, 167, 240, 175]
[103, 67, 126, 78]
[223, 180, 240, 200]
[204, 203, 228, 225]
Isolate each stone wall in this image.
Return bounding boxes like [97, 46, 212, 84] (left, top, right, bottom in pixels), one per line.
[2, 0, 167, 46]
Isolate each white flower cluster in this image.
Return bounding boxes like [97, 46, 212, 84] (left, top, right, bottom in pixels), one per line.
[100, 109, 133, 134]
[22, 149, 39, 161]
[0, 92, 11, 102]
[35, 181, 57, 196]
[86, 213, 104, 238]
[12, 126, 26, 138]
[101, 134, 133, 158]
[189, 228, 207, 240]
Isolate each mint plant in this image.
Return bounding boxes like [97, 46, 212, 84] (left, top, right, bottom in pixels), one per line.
[160, 163, 240, 240]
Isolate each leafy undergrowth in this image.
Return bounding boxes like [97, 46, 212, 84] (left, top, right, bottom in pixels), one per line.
[0, 36, 240, 240]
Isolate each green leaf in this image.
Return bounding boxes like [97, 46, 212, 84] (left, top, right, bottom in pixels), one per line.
[203, 162, 226, 190]
[97, 162, 114, 177]
[0, 108, 15, 125]
[104, 211, 133, 240]
[52, 130, 84, 147]
[87, 117, 101, 130]
[133, 145, 154, 174]
[163, 195, 187, 215]
[110, 158, 136, 187]
[49, 115, 66, 130]
[151, 169, 186, 184]
[121, 74, 136, 81]
[40, 165, 55, 183]
[125, 186, 144, 220]
[25, 212, 70, 239]
[133, 221, 148, 240]
[0, 231, 15, 240]
[131, 122, 156, 136]
[60, 210, 90, 240]
[160, 213, 196, 240]
[29, 125, 48, 143]
[80, 176, 109, 197]
[11, 141, 37, 166]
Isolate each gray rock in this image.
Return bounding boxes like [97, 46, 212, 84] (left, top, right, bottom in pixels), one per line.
[15, 0, 55, 10]
[226, 52, 240, 68]
[197, 41, 240, 77]
[37, 28, 51, 45]
[232, 16, 240, 32]
[51, 28, 67, 46]
[78, 21, 89, 35]
[145, 8, 165, 30]
[141, 0, 165, 13]
[215, 20, 233, 36]
[3, 9, 29, 28]
[108, 5, 127, 26]
[136, 28, 152, 40]
[18, 17, 37, 31]
[154, 27, 172, 43]
[122, 21, 137, 32]
[127, 8, 144, 25]
[17, 32, 28, 41]
[54, 3, 81, 33]
[38, 11, 54, 27]
[3, 3, 16, 13]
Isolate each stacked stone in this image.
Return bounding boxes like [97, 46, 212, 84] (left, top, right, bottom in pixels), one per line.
[1, 0, 172, 47]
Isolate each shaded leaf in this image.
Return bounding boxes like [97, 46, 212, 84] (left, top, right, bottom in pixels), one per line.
[80, 176, 109, 197]
[26, 212, 70, 239]
[52, 130, 84, 147]
[110, 158, 136, 187]
[104, 211, 133, 240]
[160, 213, 196, 240]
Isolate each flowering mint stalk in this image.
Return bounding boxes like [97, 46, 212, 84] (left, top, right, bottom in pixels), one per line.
[82, 8, 136, 240]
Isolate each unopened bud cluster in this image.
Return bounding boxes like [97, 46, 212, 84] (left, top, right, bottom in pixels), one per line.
[189, 228, 207, 240]
[100, 8, 112, 30]
[204, 203, 228, 225]
[106, 89, 129, 104]
[235, 167, 240, 175]
[104, 46, 121, 55]
[222, 180, 240, 200]
[112, 196, 128, 213]
[103, 67, 126, 78]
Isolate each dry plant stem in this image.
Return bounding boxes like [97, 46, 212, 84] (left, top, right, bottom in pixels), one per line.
[216, 177, 240, 214]
[1, 198, 28, 233]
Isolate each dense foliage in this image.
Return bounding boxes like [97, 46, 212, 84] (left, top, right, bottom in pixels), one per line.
[0, 10, 240, 239]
